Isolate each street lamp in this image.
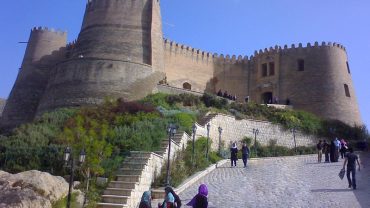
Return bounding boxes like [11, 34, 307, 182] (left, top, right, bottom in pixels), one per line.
[206, 123, 211, 161]
[192, 124, 197, 165]
[166, 124, 177, 186]
[291, 127, 297, 154]
[64, 147, 86, 208]
[218, 126, 223, 156]
[253, 128, 259, 157]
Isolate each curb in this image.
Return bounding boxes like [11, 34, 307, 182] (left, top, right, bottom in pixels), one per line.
[151, 159, 228, 198]
[176, 159, 228, 194]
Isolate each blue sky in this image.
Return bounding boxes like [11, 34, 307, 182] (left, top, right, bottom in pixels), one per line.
[0, 0, 368, 129]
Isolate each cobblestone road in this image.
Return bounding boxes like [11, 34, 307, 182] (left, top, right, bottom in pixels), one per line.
[178, 153, 370, 208]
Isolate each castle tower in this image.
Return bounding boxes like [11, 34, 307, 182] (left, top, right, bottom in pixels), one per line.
[251, 43, 362, 126]
[36, 0, 165, 114]
[1, 28, 66, 129]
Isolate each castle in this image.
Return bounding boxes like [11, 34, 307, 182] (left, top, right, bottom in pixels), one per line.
[0, 0, 362, 130]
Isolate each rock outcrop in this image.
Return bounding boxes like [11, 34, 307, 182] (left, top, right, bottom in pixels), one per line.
[0, 170, 69, 208]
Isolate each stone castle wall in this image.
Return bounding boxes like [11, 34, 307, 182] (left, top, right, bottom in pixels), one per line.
[195, 114, 320, 151]
[0, 99, 6, 116]
[164, 40, 362, 126]
[36, 0, 165, 114]
[1, 28, 66, 129]
[0, 0, 362, 129]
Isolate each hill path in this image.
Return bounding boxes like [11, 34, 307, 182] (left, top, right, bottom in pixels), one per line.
[178, 153, 370, 208]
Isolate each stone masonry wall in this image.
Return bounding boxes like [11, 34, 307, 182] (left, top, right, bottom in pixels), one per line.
[0, 99, 6, 117]
[194, 114, 320, 150]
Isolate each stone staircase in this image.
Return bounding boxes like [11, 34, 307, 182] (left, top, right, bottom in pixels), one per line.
[197, 113, 217, 126]
[97, 152, 162, 208]
[97, 131, 190, 208]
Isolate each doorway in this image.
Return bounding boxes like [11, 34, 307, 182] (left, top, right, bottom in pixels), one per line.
[261, 92, 273, 104]
[183, 82, 191, 90]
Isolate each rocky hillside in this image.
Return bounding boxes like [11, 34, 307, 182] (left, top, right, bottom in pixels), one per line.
[0, 98, 5, 116]
[0, 170, 69, 208]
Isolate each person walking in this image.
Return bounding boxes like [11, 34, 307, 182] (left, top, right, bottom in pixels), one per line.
[323, 140, 330, 162]
[230, 142, 238, 167]
[342, 147, 361, 189]
[165, 186, 181, 208]
[340, 139, 348, 159]
[316, 140, 323, 163]
[139, 191, 152, 208]
[334, 137, 341, 160]
[241, 142, 249, 167]
[330, 140, 338, 162]
[158, 190, 175, 208]
[186, 184, 208, 208]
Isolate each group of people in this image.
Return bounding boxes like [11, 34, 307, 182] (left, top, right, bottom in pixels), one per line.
[216, 89, 237, 101]
[317, 138, 361, 190]
[316, 138, 349, 163]
[139, 184, 209, 208]
[230, 142, 250, 168]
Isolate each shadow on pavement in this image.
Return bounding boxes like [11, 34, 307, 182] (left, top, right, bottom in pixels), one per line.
[353, 152, 370, 208]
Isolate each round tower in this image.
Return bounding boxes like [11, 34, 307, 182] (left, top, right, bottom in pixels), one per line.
[1, 27, 66, 129]
[277, 43, 361, 125]
[37, 0, 165, 113]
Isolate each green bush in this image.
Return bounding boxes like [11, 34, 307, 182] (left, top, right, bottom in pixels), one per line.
[153, 137, 221, 187]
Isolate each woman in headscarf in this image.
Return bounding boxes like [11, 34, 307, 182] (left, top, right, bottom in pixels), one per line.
[139, 191, 152, 208]
[186, 184, 208, 208]
[165, 186, 181, 208]
[158, 190, 175, 208]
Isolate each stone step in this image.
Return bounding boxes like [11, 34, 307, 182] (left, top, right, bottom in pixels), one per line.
[104, 188, 133, 196]
[97, 202, 128, 208]
[116, 175, 141, 182]
[117, 169, 144, 176]
[121, 163, 147, 170]
[102, 195, 130, 204]
[129, 151, 152, 157]
[108, 181, 137, 189]
[124, 157, 151, 163]
[154, 151, 165, 156]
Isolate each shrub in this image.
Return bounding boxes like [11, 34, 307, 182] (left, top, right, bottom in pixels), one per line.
[201, 93, 229, 109]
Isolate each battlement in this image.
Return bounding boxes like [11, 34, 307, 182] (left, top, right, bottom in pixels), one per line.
[164, 38, 249, 64]
[31, 26, 66, 36]
[86, 0, 127, 10]
[253, 41, 346, 57]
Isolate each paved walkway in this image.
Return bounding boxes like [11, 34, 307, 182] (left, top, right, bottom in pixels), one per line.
[178, 153, 370, 208]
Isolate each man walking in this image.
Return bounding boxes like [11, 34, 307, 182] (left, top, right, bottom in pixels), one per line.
[342, 148, 361, 189]
[241, 142, 250, 168]
[230, 142, 238, 167]
[316, 140, 323, 163]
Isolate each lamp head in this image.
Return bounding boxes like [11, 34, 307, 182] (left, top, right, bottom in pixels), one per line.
[79, 149, 86, 164]
[64, 147, 71, 162]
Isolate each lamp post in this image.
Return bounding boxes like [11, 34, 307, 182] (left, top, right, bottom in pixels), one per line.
[166, 124, 177, 186]
[218, 126, 223, 156]
[192, 124, 197, 165]
[206, 123, 211, 161]
[64, 147, 86, 208]
[291, 127, 297, 154]
[252, 128, 259, 157]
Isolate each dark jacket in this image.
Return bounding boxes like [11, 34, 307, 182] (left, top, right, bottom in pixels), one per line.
[193, 194, 208, 208]
[242, 146, 249, 155]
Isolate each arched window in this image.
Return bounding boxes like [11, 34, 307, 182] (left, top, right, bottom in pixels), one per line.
[183, 82, 191, 90]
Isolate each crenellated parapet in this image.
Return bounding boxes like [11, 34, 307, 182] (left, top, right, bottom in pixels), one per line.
[252, 41, 346, 58]
[31, 26, 67, 36]
[164, 38, 249, 64]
